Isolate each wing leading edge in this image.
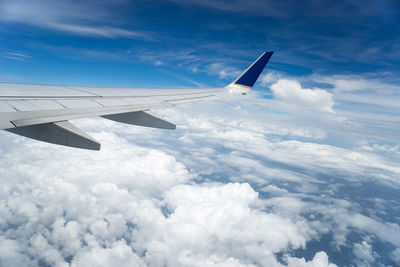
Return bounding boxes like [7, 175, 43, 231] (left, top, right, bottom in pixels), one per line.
[0, 51, 273, 150]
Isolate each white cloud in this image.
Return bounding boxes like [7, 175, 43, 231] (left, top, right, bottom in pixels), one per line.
[286, 251, 337, 267]
[49, 24, 148, 39]
[362, 143, 400, 157]
[0, 126, 343, 266]
[259, 71, 284, 86]
[206, 63, 241, 79]
[0, 237, 33, 267]
[319, 75, 400, 93]
[71, 241, 145, 267]
[151, 183, 317, 266]
[261, 185, 288, 194]
[391, 248, 400, 265]
[262, 74, 400, 144]
[168, 0, 284, 16]
[4, 52, 31, 62]
[312, 74, 400, 112]
[352, 241, 375, 267]
[0, 0, 148, 39]
[270, 79, 334, 113]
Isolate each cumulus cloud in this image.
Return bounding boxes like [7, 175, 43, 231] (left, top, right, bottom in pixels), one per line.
[286, 251, 337, 267]
[153, 183, 318, 266]
[0, 134, 335, 266]
[0, 237, 32, 267]
[270, 79, 334, 113]
[352, 241, 375, 267]
[0, 128, 338, 266]
[391, 248, 400, 265]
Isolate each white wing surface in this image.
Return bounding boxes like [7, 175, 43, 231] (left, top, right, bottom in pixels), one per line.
[0, 52, 273, 150]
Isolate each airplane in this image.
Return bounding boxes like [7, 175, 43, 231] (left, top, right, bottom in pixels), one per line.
[0, 51, 273, 150]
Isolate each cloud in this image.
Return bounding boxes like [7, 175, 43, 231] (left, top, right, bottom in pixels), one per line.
[0, 131, 337, 266]
[270, 79, 334, 113]
[71, 241, 145, 267]
[311, 74, 400, 110]
[318, 74, 400, 93]
[0, 77, 399, 266]
[391, 248, 400, 265]
[261, 185, 288, 194]
[259, 71, 284, 86]
[168, 0, 287, 17]
[0, 237, 32, 267]
[3, 52, 31, 62]
[167, 0, 392, 19]
[352, 241, 375, 267]
[286, 251, 337, 267]
[260, 74, 400, 143]
[48, 24, 149, 39]
[206, 63, 241, 80]
[362, 143, 400, 157]
[153, 182, 318, 266]
[0, 0, 149, 39]
[0, 118, 342, 266]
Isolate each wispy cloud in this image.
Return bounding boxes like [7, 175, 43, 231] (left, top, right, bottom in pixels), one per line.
[168, 0, 288, 17]
[0, 0, 150, 39]
[47, 23, 150, 39]
[205, 62, 240, 79]
[167, 0, 397, 22]
[4, 52, 31, 61]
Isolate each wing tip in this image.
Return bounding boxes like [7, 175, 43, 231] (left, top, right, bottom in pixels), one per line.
[231, 51, 273, 89]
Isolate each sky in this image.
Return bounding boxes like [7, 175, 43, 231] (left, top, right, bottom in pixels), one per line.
[0, 0, 400, 266]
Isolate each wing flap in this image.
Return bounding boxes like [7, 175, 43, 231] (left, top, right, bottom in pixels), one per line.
[102, 111, 176, 130]
[0, 101, 15, 112]
[56, 99, 103, 109]
[6, 120, 100, 150]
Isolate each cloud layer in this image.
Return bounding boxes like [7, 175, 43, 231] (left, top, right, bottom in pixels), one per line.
[0, 131, 336, 266]
[0, 81, 399, 266]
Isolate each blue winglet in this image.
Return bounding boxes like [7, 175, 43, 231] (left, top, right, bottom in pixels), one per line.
[232, 51, 273, 88]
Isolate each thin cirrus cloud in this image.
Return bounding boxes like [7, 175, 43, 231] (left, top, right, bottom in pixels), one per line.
[168, 0, 288, 17]
[3, 52, 31, 62]
[45, 23, 150, 39]
[0, 0, 149, 39]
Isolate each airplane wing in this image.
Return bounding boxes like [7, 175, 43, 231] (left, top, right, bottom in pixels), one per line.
[0, 51, 273, 150]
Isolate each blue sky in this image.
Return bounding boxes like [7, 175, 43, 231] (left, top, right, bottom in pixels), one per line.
[0, 1, 400, 267]
[1, 0, 399, 87]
